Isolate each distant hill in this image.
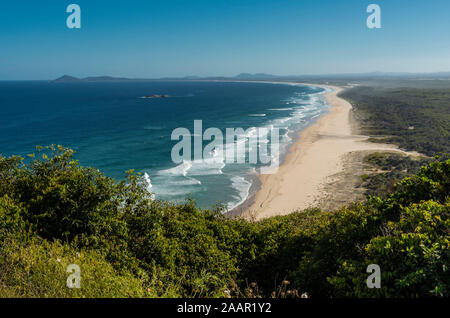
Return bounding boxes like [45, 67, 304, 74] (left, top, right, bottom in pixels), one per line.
[53, 71, 450, 83]
[234, 73, 279, 80]
[53, 75, 81, 82]
[53, 75, 135, 83]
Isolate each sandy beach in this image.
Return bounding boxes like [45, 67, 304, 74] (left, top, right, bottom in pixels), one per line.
[239, 85, 410, 220]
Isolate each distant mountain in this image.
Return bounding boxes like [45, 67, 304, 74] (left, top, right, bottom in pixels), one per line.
[234, 73, 279, 80]
[82, 76, 131, 82]
[182, 75, 202, 80]
[53, 75, 81, 82]
[53, 73, 282, 83]
[53, 71, 450, 83]
[53, 75, 135, 83]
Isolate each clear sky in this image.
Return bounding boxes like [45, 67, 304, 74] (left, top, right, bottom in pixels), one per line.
[1, 0, 450, 79]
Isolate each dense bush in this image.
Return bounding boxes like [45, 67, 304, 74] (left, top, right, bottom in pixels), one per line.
[0, 234, 146, 298]
[358, 152, 430, 197]
[339, 87, 450, 156]
[329, 200, 449, 297]
[0, 146, 448, 298]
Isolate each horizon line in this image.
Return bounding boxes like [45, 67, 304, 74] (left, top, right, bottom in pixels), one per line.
[3, 70, 450, 82]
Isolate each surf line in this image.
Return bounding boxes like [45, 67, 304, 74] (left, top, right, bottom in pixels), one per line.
[170, 120, 280, 174]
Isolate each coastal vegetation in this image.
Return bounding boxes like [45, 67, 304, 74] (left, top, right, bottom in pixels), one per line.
[340, 86, 450, 157]
[341, 86, 449, 200]
[358, 152, 430, 198]
[0, 145, 448, 298]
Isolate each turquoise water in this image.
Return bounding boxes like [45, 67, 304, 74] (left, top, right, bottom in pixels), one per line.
[0, 81, 328, 210]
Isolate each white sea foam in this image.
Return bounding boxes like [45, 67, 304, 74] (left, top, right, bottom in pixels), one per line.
[143, 173, 156, 200]
[210, 147, 219, 157]
[159, 156, 226, 177]
[243, 127, 258, 138]
[144, 172, 152, 189]
[276, 117, 291, 123]
[153, 187, 198, 197]
[171, 177, 202, 185]
[227, 175, 252, 211]
[268, 107, 294, 111]
[149, 175, 201, 198]
[150, 83, 329, 212]
[187, 157, 226, 176]
[158, 161, 192, 176]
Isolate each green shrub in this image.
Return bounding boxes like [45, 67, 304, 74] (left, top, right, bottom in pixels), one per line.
[0, 146, 130, 257]
[329, 200, 449, 297]
[0, 147, 448, 298]
[125, 199, 239, 297]
[0, 234, 146, 298]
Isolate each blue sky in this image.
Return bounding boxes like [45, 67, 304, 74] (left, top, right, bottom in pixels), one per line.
[1, 0, 449, 79]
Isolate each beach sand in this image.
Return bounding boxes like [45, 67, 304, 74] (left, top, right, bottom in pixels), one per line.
[238, 85, 413, 220]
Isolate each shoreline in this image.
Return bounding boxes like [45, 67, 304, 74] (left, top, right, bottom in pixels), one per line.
[224, 81, 330, 217]
[228, 83, 409, 220]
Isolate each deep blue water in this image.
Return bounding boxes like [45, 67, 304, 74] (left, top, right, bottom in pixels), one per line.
[0, 81, 328, 210]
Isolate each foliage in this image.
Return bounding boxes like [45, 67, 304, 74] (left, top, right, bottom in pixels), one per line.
[0, 234, 146, 298]
[0, 146, 448, 298]
[340, 87, 450, 156]
[359, 152, 430, 197]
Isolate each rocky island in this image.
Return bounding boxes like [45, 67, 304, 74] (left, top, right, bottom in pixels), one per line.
[141, 94, 170, 99]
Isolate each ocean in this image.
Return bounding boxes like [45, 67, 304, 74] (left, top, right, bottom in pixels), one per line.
[0, 80, 329, 210]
